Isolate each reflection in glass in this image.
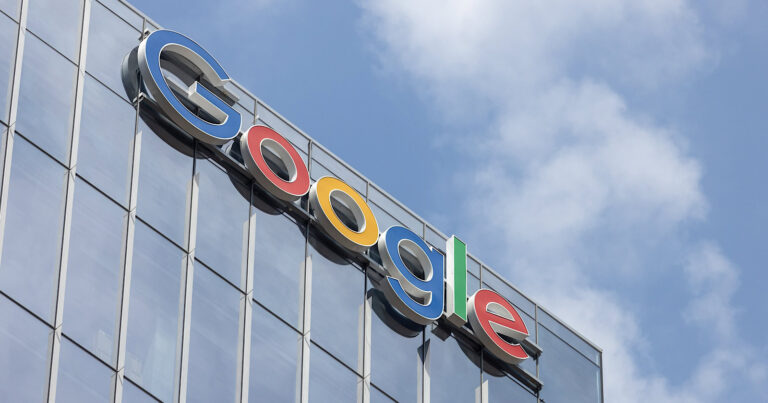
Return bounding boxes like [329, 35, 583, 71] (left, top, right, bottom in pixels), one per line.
[248, 304, 301, 402]
[0, 14, 16, 124]
[257, 105, 308, 152]
[468, 273, 480, 296]
[15, 34, 77, 163]
[0, 294, 51, 402]
[368, 287, 423, 402]
[26, 0, 82, 61]
[186, 266, 242, 403]
[124, 221, 184, 402]
[77, 76, 135, 205]
[308, 231, 364, 369]
[427, 334, 482, 403]
[0, 137, 65, 322]
[308, 343, 360, 402]
[195, 158, 250, 287]
[483, 360, 537, 403]
[252, 209, 306, 330]
[369, 202, 402, 233]
[95, 0, 143, 29]
[539, 309, 600, 364]
[86, 1, 140, 96]
[482, 270, 536, 318]
[135, 116, 193, 247]
[55, 338, 114, 403]
[370, 385, 396, 403]
[0, 0, 20, 20]
[123, 380, 160, 403]
[539, 326, 601, 403]
[63, 180, 126, 364]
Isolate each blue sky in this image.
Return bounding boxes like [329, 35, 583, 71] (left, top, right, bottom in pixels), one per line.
[128, 0, 768, 401]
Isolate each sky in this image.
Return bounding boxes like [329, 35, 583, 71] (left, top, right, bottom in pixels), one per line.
[127, 0, 768, 401]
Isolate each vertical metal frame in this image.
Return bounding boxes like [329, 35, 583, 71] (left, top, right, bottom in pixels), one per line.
[0, 0, 28, 281]
[599, 351, 605, 403]
[297, 228, 312, 403]
[175, 140, 200, 403]
[358, 279, 372, 403]
[236, 143, 258, 403]
[46, 0, 92, 401]
[111, 93, 143, 403]
[419, 335, 430, 403]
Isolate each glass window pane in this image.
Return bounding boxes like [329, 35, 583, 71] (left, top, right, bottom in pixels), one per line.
[248, 304, 301, 402]
[195, 157, 250, 288]
[123, 380, 160, 403]
[427, 334, 482, 403]
[0, 14, 16, 124]
[96, 0, 143, 29]
[135, 114, 193, 247]
[308, 343, 360, 402]
[370, 385, 396, 403]
[63, 180, 126, 364]
[0, 0, 20, 20]
[368, 186, 422, 235]
[483, 356, 538, 403]
[482, 269, 536, 318]
[539, 309, 599, 364]
[308, 231, 364, 370]
[77, 76, 135, 205]
[234, 102, 254, 134]
[468, 273, 480, 296]
[368, 286, 423, 402]
[539, 326, 601, 403]
[16, 35, 76, 163]
[425, 226, 445, 252]
[0, 137, 66, 323]
[468, 256, 480, 276]
[0, 294, 51, 402]
[484, 372, 537, 403]
[26, 0, 82, 61]
[369, 202, 403, 233]
[186, 266, 242, 403]
[311, 147, 366, 194]
[257, 104, 308, 152]
[86, 2, 140, 97]
[125, 221, 184, 402]
[55, 338, 114, 403]
[252, 208, 306, 330]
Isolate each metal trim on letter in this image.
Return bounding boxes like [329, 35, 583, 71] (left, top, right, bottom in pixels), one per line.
[377, 226, 445, 325]
[445, 235, 467, 326]
[138, 30, 241, 145]
[240, 125, 310, 201]
[309, 177, 378, 253]
[467, 289, 530, 365]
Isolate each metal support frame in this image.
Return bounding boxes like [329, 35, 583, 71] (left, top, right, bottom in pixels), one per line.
[0, 0, 28, 285]
[112, 93, 143, 403]
[175, 144, 199, 403]
[297, 235, 312, 403]
[46, 0, 92, 401]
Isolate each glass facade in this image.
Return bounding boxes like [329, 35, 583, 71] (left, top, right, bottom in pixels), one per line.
[0, 1, 602, 402]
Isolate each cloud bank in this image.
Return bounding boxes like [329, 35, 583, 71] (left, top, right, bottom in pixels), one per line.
[360, 0, 765, 401]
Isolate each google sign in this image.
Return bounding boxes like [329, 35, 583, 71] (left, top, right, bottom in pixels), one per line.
[137, 30, 533, 366]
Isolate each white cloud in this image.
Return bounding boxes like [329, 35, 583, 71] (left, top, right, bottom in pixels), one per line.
[683, 242, 739, 340]
[360, 0, 765, 401]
